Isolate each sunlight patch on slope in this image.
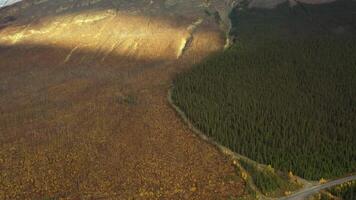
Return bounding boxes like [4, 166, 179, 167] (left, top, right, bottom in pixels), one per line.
[0, 9, 222, 61]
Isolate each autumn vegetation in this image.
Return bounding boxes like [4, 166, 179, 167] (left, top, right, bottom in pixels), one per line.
[327, 181, 356, 200]
[239, 159, 300, 196]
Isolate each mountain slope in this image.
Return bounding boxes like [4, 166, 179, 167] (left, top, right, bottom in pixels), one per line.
[0, 0, 246, 199]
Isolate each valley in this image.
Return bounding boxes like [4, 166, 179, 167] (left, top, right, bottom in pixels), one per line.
[0, 0, 355, 199]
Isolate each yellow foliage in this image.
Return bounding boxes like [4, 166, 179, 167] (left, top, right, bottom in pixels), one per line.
[266, 164, 275, 173]
[319, 178, 327, 184]
[288, 171, 294, 178]
[190, 186, 197, 192]
[241, 171, 248, 180]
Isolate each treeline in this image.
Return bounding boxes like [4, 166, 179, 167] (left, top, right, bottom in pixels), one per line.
[172, 35, 356, 180]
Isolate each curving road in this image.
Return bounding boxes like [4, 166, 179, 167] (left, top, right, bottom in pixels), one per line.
[280, 175, 356, 200]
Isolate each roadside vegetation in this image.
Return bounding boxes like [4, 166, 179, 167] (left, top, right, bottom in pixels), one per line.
[172, 0, 356, 190]
[309, 181, 355, 200]
[328, 181, 356, 200]
[239, 159, 300, 197]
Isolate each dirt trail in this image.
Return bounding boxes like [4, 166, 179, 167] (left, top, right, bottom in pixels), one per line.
[0, 0, 244, 199]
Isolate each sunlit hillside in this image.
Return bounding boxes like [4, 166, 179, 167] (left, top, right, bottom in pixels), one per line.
[1, 0, 354, 199]
[0, 0, 245, 199]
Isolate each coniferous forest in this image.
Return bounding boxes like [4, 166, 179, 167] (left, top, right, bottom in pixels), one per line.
[172, 0, 356, 181]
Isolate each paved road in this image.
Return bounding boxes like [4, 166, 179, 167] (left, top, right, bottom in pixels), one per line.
[280, 175, 356, 200]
